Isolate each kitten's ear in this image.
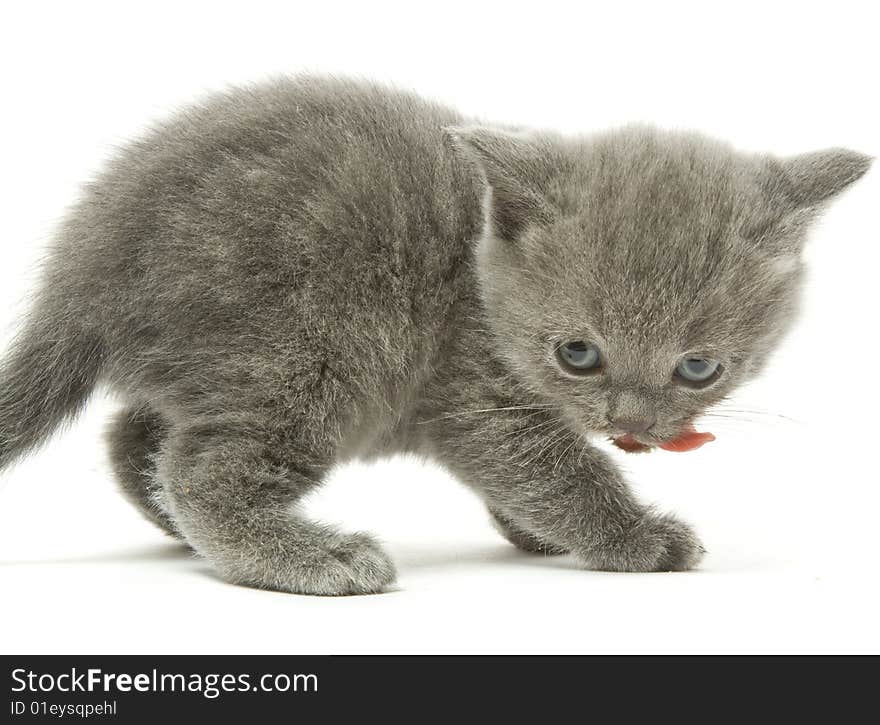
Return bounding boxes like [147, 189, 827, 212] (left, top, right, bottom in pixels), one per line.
[753, 148, 872, 250]
[763, 148, 872, 212]
[444, 126, 556, 242]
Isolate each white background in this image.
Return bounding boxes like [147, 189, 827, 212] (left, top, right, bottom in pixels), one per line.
[1, 1, 877, 654]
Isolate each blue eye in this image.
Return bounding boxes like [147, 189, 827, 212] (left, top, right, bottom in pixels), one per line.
[675, 357, 722, 386]
[557, 341, 602, 373]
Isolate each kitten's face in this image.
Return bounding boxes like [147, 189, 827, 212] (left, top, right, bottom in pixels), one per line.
[451, 125, 870, 449]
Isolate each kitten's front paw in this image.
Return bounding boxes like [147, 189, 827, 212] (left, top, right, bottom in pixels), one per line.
[586, 513, 705, 573]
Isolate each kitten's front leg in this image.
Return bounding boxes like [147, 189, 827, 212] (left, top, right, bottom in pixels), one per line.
[489, 508, 568, 555]
[429, 407, 704, 572]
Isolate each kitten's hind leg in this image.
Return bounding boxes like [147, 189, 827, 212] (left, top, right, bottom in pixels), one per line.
[157, 425, 395, 595]
[490, 508, 568, 555]
[107, 406, 179, 538]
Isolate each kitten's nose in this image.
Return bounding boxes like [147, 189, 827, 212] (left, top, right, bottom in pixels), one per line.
[609, 416, 655, 434]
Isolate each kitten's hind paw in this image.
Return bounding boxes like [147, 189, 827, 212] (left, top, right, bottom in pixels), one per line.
[218, 531, 397, 596]
[296, 533, 397, 596]
[585, 513, 705, 573]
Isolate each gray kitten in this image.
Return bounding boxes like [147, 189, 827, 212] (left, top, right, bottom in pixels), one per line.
[0, 76, 870, 595]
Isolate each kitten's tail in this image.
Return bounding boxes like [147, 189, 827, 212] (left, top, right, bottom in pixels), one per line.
[0, 312, 104, 471]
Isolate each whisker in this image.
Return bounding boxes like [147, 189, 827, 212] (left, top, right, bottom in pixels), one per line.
[709, 407, 800, 422]
[514, 422, 567, 469]
[700, 412, 802, 425]
[498, 417, 559, 440]
[553, 435, 579, 474]
[417, 404, 553, 425]
[527, 426, 572, 469]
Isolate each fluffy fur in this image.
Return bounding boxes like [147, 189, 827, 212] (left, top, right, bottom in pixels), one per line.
[0, 76, 870, 594]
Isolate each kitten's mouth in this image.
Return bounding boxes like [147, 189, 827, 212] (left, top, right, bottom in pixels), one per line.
[611, 425, 716, 454]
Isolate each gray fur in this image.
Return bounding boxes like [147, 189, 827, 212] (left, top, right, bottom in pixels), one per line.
[0, 76, 870, 594]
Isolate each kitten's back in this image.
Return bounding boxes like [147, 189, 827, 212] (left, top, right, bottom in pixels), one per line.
[0, 77, 484, 464]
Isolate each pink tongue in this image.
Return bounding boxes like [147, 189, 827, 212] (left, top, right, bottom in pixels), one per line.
[612, 426, 715, 454]
[658, 426, 716, 452]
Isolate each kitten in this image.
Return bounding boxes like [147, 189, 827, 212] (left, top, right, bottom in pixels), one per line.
[0, 76, 870, 595]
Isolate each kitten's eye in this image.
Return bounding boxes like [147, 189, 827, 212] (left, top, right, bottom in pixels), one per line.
[675, 357, 722, 387]
[557, 341, 602, 374]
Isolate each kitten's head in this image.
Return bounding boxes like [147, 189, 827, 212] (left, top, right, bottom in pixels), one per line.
[448, 124, 871, 450]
